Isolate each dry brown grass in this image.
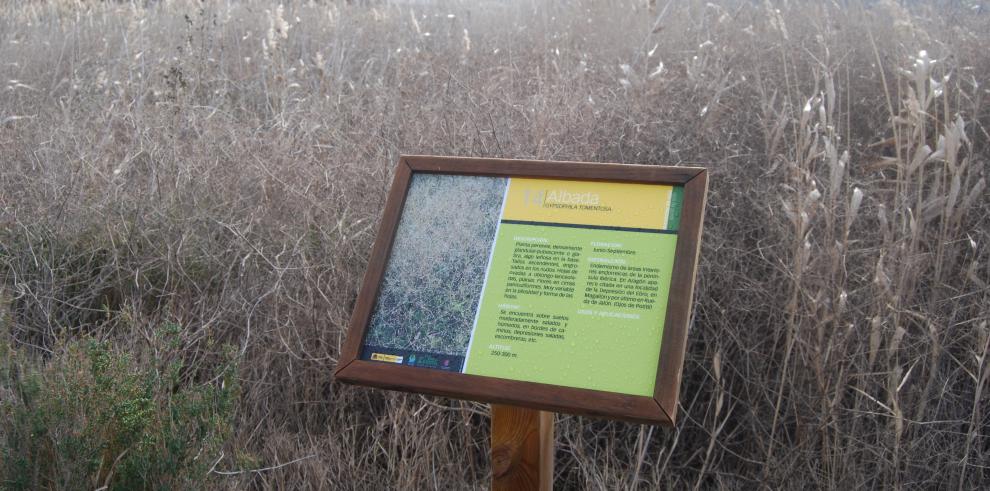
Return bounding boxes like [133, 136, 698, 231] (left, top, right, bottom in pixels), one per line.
[0, 0, 988, 489]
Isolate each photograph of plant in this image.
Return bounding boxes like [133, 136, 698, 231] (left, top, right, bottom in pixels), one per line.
[363, 174, 507, 357]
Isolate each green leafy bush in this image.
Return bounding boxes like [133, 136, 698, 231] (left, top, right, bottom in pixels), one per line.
[0, 325, 237, 490]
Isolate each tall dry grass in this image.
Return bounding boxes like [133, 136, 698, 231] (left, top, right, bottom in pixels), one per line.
[0, 0, 987, 489]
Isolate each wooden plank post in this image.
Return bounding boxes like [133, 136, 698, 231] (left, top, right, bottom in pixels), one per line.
[491, 404, 554, 491]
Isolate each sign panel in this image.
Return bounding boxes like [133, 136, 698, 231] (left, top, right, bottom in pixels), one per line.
[335, 156, 707, 424]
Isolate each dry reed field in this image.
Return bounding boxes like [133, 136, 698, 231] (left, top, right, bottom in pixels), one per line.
[1, 0, 988, 489]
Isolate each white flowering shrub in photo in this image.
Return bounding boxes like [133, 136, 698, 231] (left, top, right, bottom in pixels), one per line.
[365, 174, 507, 356]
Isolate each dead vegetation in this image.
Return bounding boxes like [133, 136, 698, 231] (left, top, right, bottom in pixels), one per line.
[0, 0, 988, 489]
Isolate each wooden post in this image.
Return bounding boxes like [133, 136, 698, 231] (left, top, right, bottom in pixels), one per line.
[490, 404, 554, 491]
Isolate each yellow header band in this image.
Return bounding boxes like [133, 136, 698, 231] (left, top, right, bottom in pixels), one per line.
[502, 178, 674, 230]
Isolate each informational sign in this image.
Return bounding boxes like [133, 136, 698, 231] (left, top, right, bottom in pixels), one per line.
[336, 156, 707, 424]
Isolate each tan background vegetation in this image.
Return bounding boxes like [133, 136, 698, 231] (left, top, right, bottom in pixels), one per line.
[0, 0, 988, 489]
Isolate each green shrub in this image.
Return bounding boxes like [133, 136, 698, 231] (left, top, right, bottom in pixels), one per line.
[0, 325, 237, 490]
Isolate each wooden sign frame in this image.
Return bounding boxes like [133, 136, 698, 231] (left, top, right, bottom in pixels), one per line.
[334, 155, 708, 425]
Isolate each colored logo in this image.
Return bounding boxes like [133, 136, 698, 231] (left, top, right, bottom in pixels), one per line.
[370, 353, 403, 364]
[408, 355, 417, 366]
